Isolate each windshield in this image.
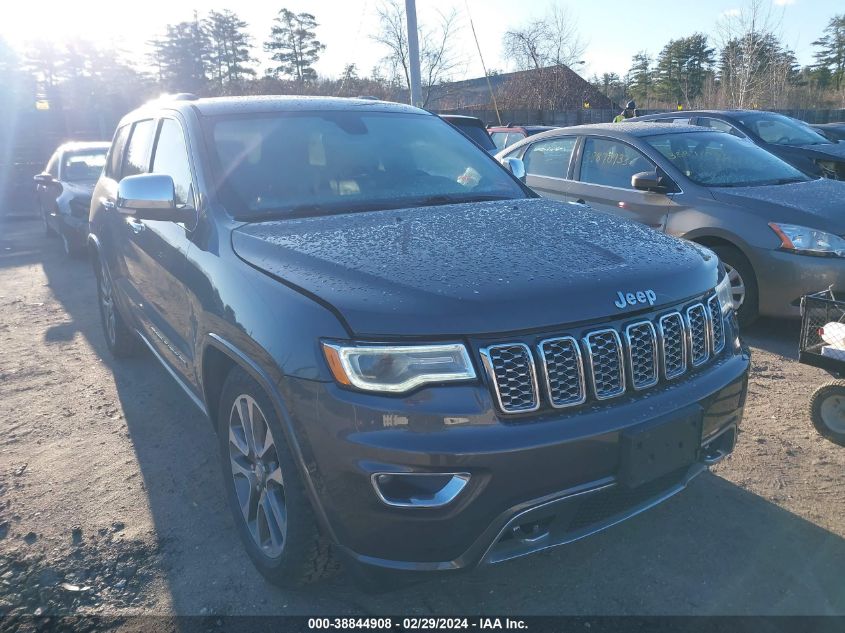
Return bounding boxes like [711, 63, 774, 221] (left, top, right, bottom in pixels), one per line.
[62, 150, 107, 182]
[447, 120, 496, 151]
[645, 131, 812, 188]
[205, 111, 525, 219]
[739, 113, 832, 146]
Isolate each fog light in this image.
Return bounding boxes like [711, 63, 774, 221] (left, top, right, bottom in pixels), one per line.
[371, 472, 470, 508]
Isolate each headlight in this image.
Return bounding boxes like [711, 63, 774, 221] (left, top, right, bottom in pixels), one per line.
[715, 271, 733, 315]
[769, 222, 845, 257]
[322, 342, 476, 393]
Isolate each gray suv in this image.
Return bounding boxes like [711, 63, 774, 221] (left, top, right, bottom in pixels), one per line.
[87, 97, 748, 587]
[498, 122, 845, 324]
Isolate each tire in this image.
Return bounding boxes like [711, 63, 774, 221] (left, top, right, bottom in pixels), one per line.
[61, 230, 82, 258]
[711, 245, 759, 327]
[42, 206, 56, 237]
[217, 366, 336, 587]
[95, 255, 139, 358]
[809, 381, 845, 447]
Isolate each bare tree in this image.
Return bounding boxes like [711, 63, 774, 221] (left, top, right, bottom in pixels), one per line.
[371, 0, 466, 107]
[716, 0, 789, 108]
[503, 3, 586, 71]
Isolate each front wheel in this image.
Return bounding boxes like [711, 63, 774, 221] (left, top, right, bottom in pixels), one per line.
[710, 245, 759, 327]
[809, 381, 845, 446]
[95, 256, 138, 358]
[217, 367, 336, 587]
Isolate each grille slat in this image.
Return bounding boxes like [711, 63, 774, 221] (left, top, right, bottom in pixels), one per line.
[708, 296, 725, 353]
[658, 312, 687, 380]
[584, 329, 625, 400]
[686, 304, 710, 367]
[481, 295, 725, 415]
[481, 344, 539, 413]
[539, 337, 586, 408]
[625, 321, 659, 390]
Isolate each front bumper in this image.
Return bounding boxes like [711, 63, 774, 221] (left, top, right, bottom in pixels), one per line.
[283, 336, 749, 573]
[751, 246, 845, 318]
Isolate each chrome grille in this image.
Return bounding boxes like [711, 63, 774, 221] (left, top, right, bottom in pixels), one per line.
[482, 294, 725, 414]
[625, 321, 658, 390]
[658, 312, 686, 380]
[708, 296, 725, 353]
[686, 304, 710, 366]
[539, 337, 586, 408]
[480, 344, 539, 413]
[584, 329, 625, 400]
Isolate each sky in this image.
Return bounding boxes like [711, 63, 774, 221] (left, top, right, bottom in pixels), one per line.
[0, 0, 841, 80]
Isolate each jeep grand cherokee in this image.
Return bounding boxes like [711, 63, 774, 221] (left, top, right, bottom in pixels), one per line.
[88, 95, 749, 587]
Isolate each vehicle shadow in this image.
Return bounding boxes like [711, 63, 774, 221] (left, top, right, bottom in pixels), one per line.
[742, 317, 801, 360]
[27, 217, 845, 616]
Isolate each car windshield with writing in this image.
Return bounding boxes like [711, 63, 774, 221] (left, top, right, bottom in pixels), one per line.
[205, 111, 526, 219]
[645, 131, 812, 188]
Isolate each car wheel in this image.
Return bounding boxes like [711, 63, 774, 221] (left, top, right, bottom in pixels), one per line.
[42, 207, 55, 237]
[61, 231, 81, 258]
[95, 256, 138, 358]
[218, 366, 336, 587]
[711, 245, 758, 327]
[809, 381, 845, 446]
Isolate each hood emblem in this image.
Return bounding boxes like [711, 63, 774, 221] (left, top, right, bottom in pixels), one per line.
[615, 289, 657, 310]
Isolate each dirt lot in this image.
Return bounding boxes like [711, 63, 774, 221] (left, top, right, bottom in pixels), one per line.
[1, 216, 844, 620]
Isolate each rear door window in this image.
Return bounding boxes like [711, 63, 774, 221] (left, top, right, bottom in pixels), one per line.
[523, 137, 577, 179]
[121, 119, 156, 179]
[579, 137, 655, 189]
[698, 117, 744, 137]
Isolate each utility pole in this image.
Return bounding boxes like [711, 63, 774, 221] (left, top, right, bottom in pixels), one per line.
[405, 0, 423, 107]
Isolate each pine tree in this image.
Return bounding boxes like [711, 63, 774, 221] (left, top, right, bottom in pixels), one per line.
[264, 9, 325, 82]
[812, 14, 845, 91]
[151, 14, 211, 93]
[626, 52, 653, 108]
[205, 10, 255, 88]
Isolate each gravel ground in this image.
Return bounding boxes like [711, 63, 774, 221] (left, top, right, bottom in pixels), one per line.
[1, 216, 844, 623]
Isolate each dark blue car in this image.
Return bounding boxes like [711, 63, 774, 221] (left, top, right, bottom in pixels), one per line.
[630, 110, 845, 180]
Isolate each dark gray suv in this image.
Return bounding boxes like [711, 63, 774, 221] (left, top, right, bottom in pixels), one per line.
[88, 96, 749, 586]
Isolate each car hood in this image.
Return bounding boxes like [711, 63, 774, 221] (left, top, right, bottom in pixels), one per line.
[789, 142, 845, 161]
[710, 178, 845, 232]
[232, 199, 719, 337]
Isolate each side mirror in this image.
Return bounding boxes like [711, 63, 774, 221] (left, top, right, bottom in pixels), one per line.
[501, 157, 526, 183]
[632, 171, 666, 193]
[117, 174, 193, 223]
[33, 173, 54, 184]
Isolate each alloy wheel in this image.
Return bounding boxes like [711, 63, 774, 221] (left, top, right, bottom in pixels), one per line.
[723, 262, 746, 311]
[98, 262, 116, 346]
[228, 394, 287, 559]
[820, 393, 845, 434]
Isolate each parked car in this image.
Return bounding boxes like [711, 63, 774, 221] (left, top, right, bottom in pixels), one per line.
[89, 95, 748, 587]
[439, 114, 497, 153]
[497, 122, 845, 325]
[812, 123, 845, 143]
[489, 124, 558, 151]
[629, 110, 845, 180]
[34, 142, 110, 256]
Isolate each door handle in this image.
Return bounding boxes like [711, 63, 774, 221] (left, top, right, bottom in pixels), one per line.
[126, 218, 145, 234]
[101, 198, 115, 211]
[576, 199, 586, 204]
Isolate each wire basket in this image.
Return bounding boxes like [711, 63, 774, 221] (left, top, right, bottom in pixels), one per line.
[800, 288, 845, 373]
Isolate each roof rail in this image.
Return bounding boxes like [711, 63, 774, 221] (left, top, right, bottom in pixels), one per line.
[171, 93, 199, 101]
